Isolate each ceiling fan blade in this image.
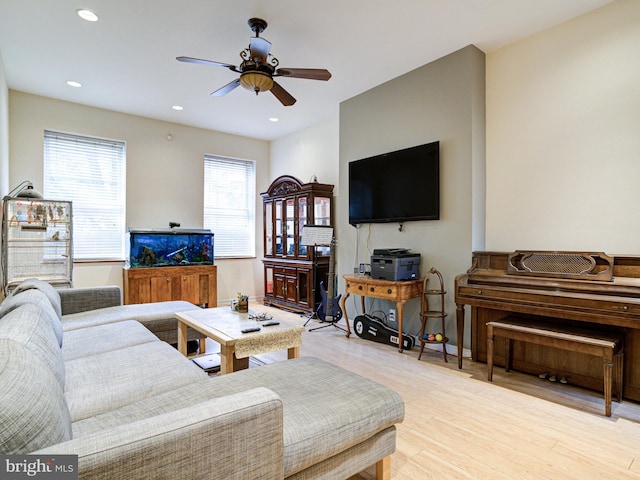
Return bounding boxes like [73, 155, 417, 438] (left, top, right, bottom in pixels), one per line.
[176, 56, 238, 71]
[275, 68, 332, 81]
[271, 81, 296, 106]
[249, 37, 271, 62]
[211, 78, 242, 97]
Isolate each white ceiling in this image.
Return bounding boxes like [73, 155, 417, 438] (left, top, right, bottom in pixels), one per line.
[0, 0, 612, 141]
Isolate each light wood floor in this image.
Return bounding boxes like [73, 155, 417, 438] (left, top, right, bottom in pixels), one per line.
[207, 304, 640, 479]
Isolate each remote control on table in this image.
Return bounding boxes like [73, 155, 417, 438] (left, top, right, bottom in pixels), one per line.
[241, 327, 261, 333]
[262, 321, 280, 327]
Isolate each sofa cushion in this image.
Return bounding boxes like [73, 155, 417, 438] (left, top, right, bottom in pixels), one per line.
[0, 303, 66, 387]
[0, 288, 64, 347]
[59, 286, 122, 315]
[70, 357, 404, 477]
[61, 301, 200, 331]
[0, 339, 72, 453]
[11, 278, 62, 319]
[62, 320, 160, 361]
[64, 341, 207, 421]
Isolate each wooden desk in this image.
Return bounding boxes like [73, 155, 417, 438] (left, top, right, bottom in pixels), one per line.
[341, 274, 423, 352]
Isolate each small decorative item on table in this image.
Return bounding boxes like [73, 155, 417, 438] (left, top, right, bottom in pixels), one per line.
[232, 292, 249, 313]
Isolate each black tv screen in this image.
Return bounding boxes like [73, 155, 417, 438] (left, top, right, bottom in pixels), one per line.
[348, 141, 439, 225]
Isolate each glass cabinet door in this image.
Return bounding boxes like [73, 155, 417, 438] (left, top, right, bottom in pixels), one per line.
[275, 200, 283, 255]
[314, 196, 332, 256]
[285, 199, 295, 256]
[297, 195, 308, 258]
[264, 201, 273, 256]
[314, 196, 331, 225]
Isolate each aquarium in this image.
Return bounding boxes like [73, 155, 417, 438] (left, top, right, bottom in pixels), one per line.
[126, 228, 214, 268]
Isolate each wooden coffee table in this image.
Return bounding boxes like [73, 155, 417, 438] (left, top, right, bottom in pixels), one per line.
[175, 307, 304, 374]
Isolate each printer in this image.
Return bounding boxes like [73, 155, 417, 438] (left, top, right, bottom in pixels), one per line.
[371, 248, 421, 281]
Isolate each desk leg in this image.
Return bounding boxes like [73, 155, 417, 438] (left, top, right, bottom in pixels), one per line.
[456, 304, 465, 369]
[342, 294, 352, 337]
[341, 293, 350, 337]
[397, 301, 405, 353]
[177, 321, 188, 357]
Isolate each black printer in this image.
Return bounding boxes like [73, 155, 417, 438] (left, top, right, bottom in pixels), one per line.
[370, 248, 421, 281]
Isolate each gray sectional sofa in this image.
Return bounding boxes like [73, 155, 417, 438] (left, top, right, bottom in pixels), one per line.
[0, 278, 404, 479]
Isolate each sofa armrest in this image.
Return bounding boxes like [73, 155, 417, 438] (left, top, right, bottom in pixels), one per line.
[59, 287, 122, 315]
[35, 387, 284, 480]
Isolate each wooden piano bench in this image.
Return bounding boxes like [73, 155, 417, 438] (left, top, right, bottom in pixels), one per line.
[486, 317, 624, 417]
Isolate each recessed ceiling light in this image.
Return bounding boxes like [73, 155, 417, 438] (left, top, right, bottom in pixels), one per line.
[66, 80, 82, 88]
[172, 105, 184, 111]
[269, 117, 279, 122]
[77, 9, 99, 22]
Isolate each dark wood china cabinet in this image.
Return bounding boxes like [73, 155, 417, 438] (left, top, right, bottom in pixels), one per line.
[261, 175, 334, 313]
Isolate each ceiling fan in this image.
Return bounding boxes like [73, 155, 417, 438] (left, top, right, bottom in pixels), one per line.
[177, 18, 332, 106]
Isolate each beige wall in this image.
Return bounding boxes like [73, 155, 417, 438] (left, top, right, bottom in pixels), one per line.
[486, 0, 640, 254]
[269, 115, 340, 192]
[0, 54, 9, 289]
[337, 45, 486, 347]
[8, 92, 270, 303]
[0, 53, 8, 196]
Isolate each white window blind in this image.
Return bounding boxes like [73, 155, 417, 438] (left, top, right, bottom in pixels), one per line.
[43, 130, 126, 261]
[203, 155, 255, 258]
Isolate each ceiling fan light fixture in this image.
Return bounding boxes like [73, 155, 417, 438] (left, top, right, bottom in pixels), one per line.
[240, 71, 273, 94]
[77, 9, 99, 22]
[177, 17, 330, 105]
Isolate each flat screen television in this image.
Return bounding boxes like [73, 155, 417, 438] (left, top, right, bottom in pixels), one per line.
[348, 141, 440, 225]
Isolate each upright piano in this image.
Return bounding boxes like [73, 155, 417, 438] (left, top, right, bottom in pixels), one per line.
[455, 251, 640, 401]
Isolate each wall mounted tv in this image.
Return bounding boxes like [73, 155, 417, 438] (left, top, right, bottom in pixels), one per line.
[348, 141, 440, 225]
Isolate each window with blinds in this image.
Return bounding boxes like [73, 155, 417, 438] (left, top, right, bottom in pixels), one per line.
[203, 155, 256, 258]
[43, 130, 126, 261]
